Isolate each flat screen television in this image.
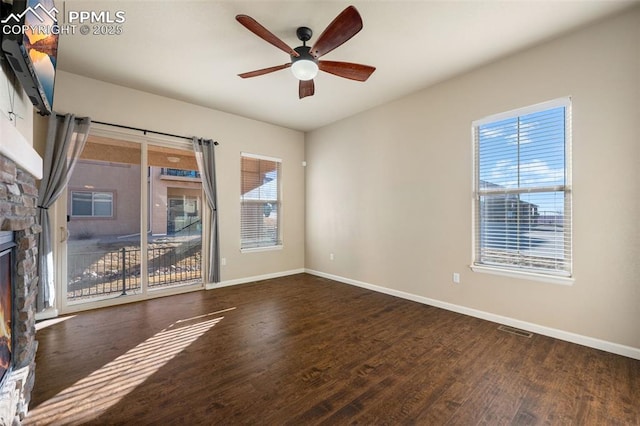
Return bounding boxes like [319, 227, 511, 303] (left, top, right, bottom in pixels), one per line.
[1, 0, 58, 115]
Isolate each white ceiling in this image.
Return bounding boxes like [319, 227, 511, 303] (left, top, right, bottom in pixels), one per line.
[57, 1, 637, 132]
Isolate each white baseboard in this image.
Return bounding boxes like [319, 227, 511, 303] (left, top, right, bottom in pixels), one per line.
[205, 268, 305, 290]
[305, 269, 640, 361]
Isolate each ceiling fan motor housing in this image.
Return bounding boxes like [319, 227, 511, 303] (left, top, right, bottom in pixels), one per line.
[292, 46, 316, 63]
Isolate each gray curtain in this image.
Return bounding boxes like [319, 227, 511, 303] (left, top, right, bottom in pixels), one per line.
[192, 137, 220, 283]
[37, 114, 91, 311]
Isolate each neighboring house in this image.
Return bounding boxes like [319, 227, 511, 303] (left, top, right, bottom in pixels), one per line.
[479, 180, 540, 224]
[67, 160, 202, 239]
[150, 167, 202, 236]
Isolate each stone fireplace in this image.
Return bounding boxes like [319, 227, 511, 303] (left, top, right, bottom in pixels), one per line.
[0, 125, 42, 423]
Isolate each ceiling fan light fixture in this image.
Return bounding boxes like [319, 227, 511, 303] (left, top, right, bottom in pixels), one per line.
[291, 45, 318, 81]
[291, 59, 318, 81]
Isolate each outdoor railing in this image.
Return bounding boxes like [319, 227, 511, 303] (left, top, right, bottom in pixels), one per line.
[161, 168, 201, 178]
[168, 216, 201, 235]
[67, 242, 201, 301]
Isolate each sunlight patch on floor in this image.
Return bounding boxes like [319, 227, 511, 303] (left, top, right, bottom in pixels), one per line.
[35, 315, 76, 331]
[27, 308, 235, 424]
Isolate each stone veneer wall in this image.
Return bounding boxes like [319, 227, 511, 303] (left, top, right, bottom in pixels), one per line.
[0, 154, 41, 425]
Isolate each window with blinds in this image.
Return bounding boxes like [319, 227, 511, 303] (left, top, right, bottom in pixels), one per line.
[71, 191, 114, 217]
[241, 153, 282, 250]
[473, 98, 572, 278]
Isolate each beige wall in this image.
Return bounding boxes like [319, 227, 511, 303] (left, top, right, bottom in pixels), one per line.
[305, 8, 640, 350]
[0, 63, 34, 144]
[53, 71, 305, 282]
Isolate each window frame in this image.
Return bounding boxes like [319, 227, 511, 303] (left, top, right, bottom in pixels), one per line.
[471, 98, 573, 284]
[240, 152, 283, 252]
[70, 190, 115, 218]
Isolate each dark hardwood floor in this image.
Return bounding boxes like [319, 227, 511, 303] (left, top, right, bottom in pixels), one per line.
[26, 274, 640, 425]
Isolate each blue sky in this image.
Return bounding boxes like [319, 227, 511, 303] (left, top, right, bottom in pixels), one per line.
[478, 106, 566, 214]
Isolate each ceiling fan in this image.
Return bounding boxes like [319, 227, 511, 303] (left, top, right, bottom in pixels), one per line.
[236, 5, 376, 99]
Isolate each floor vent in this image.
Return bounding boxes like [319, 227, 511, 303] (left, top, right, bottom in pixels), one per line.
[498, 325, 533, 338]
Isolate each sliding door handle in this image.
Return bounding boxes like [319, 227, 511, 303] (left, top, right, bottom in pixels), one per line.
[60, 227, 69, 243]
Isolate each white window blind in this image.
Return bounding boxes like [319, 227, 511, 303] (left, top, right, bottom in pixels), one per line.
[240, 153, 282, 249]
[473, 98, 572, 277]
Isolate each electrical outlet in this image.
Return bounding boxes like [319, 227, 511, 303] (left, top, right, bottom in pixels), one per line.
[221, 258, 227, 266]
[453, 272, 460, 284]
[329, 253, 334, 261]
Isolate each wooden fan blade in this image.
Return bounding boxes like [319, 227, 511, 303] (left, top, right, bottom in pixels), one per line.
[236, 15, 299, 57]
[310, 6, 363, 59]
[239, 63, 291, 79]
[319, 61, 376, 82]
[299, 79, 315, 99]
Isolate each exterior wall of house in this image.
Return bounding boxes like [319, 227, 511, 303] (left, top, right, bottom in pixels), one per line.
[67, 160, 141, 238]
[305, 7, 640, 351]
[66, 164, 204, 238]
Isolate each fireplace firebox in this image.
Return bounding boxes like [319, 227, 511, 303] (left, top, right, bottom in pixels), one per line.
[0, 232, 15, 389]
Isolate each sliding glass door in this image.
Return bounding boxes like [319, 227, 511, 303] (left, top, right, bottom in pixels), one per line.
[65, 137, 142, 301]
[60, 135, 203, 311]
[147, 144, 203, 291]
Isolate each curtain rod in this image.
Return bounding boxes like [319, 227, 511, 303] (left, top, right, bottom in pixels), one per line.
[92, 120, 219, 146]
[56, 114, 219, 145]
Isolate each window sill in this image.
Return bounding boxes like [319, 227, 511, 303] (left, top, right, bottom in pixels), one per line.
[470, 264, 574, 286]
[241, 245, 283, 254]
[70, 216, 114, 220]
